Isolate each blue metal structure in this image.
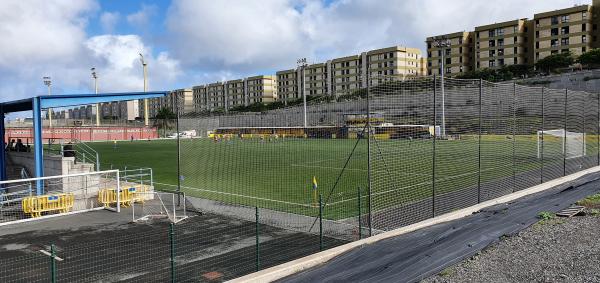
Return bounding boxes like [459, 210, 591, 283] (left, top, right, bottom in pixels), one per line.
[1, 91, 169, 194]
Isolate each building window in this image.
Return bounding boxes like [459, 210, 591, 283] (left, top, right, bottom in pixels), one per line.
[513, 26, 518, 33]
[498, 49, 504, 56]
[489, 60, 495, 67]
[551, 28, 559, 36]
[446, 58, 451, 65]
[561, 37, 569, 46]
[536, 42, 540, 49]
[490, 50, 496, 57]
[561, 15, 569, 23]
[489, 40, 495, 47]
[551, 39, 559, 47]
[535, 20, 540, 27]
[498, 38, 504, 46]
[583, 11, 588, 19]
[445, 49, 451, 56]
[514, 57, 518, 64]
[488, 30, 495, 37]
[551, 16, 559, 25]
[514, 47, 518, 54]
[535, 31, 540, 38]
[513, 36, 517, 44]
[446, 67, 451, 74]
[583, 35, 587, 43]
[583, 47, 587, 53]
[498, 58, 504, 66]
[497, 28, 504, 36]
[583, 23, 587, 31]
[560, 26, 569, 35]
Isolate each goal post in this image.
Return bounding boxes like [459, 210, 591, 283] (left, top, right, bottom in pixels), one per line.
[537, 129, 586, 159]
[132, 191, 188, 224]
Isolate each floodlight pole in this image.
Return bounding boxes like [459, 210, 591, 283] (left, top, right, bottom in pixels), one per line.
[43, 77, 52, 128]
[92, 68, 100, 126]
[298, 58, 308, 128]
[434, 38, 451, 138]
[140, 53, 149, 126]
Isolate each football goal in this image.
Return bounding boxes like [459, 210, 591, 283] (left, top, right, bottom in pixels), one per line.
[537, 129, 586, 159]
[132, 191, 188, 224]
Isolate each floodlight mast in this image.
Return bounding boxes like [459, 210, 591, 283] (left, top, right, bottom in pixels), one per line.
[140, 53, 149, 126]
[297, 58, 308, 128]
[91, 68, 100, 126]
[43, 76, 52, 127]
[434, 37, 451, 138]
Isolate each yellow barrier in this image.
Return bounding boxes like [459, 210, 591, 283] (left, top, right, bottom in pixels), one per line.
[22, 193, 74, 218]
[98, 185, 149, 208]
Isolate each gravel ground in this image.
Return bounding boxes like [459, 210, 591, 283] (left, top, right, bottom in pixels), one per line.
[423, 209, 600, 283]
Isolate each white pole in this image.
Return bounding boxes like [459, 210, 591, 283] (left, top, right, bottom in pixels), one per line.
[116, 170, 121, 213]
[303, 66, 307, 128]
[440, 47, 446, 138]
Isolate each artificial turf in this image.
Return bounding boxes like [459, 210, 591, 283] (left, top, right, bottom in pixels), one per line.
[87, 135, 599, 220]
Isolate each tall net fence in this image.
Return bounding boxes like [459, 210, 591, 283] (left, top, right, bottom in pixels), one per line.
[3, 75, 599, 282]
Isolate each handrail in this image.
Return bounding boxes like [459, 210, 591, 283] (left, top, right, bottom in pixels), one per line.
[69, 139, 101, 171]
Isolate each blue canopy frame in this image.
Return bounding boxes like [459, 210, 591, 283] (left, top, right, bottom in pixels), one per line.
[1, 91, 168, 194]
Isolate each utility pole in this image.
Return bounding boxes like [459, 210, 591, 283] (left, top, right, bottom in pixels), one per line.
[434, 37, 451, 138]
[43, 77, 52, 127]
[297, 58, 308, 128]
[140, 53, 149, 126]
[92, 68, 100, 126]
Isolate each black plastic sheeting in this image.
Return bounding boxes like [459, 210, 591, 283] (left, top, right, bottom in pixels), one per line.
[281, 173, 600, 283]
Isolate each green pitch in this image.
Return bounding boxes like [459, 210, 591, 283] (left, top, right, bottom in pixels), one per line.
[88, 136, 598, 220]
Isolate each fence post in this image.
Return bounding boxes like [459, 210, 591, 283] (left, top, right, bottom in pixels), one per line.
[564, 89, 568, 176]
[597, 92, 599, 166]
[255, 207, 260, 272]
[50, 244, 56, 283]
[541, 88, 545, 184]
[432, 76, 437, 217]
[96, 152, 100, 171]
[366, 73, 373, 238]
[357, 187, 362, 240]
[319, 194, 323, 251]
[478, 79, 482, 203]
[169, 223, 175, 283]
[512, 82, 517, 192]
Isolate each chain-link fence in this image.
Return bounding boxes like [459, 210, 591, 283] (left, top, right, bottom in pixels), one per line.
[2, 75, 599, 282]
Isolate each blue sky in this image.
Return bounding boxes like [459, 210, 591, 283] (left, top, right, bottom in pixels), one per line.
[0, 0, 589, 104]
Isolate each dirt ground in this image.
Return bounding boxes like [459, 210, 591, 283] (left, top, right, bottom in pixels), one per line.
[424, 206, 600, 283]
[0, 208, 347, 282]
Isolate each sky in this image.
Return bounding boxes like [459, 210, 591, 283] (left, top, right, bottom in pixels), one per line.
[0, 0, 591, 103]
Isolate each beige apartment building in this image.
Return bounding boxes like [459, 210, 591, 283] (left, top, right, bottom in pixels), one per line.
[225, 79, 246, 108]
[427, 2, 600, 74]
[246, 75, 278, 104]
[368, 46, 426, 78]
[331, 54, 366, 96]
[192, 85, 208, 113]
[426, 32, 474, 76]
[475, 19, 532, 69]
[533, 5, 594, 62]
[304, 63, 330, 96]
[276, 69, 299, 103]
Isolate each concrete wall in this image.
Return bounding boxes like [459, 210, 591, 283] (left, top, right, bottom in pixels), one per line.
[517, 69, 600, 92]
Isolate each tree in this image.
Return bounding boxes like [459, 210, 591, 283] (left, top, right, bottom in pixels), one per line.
[578, 48, 600, 68]
[535, 52, 574, 73]
[154, 107, 176, 137]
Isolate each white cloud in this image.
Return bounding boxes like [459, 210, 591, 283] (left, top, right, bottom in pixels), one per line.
[100, 11, 120, 33]
[165, 0, 588, 75]
[127, 4, 158, 29]
[85, 34, 181, 92]
[0, 0, 181, 104]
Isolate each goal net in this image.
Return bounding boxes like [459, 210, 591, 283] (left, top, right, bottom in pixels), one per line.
[132, 191, 188, 223]
[537, 129, 586, 159]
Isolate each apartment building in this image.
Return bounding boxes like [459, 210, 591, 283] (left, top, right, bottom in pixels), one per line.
[533, 5, 593, 62]
[368, 46, 426, 78]
[276, 69, 299, 103]
[427, 2, 600, 73]
[475, 19, 531, 69]
[206, 82, 226, 111]
[304, 63, 330, 96]
[246, 75, 277, 104]
[426, 32, 474, 76]
[225, 79, 246, 108]
[331, 54, 366, 96]
[192, 85, 207, 113]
